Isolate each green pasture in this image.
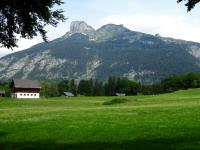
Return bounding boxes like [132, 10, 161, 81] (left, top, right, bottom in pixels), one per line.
[1, 89, 200, 150]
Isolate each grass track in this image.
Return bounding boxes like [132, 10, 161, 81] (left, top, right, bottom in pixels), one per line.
[1, 89, 200, 150]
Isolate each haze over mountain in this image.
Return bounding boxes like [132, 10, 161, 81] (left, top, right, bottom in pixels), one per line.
[0, 21, 200, 83]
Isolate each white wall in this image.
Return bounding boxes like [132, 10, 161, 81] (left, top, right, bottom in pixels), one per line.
[12, 92, 40, 99]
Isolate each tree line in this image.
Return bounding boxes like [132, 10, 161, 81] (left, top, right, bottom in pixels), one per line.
[39, 77, 140, 97]
[38, 72, 200, 97]
[140, 72, 200, 95]
[1, 72, 200, 97]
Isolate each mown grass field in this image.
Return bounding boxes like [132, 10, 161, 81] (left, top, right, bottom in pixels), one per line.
[1, 89, 200, 150]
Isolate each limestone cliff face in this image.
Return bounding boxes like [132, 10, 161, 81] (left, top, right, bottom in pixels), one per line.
[0, 21, 200, 83]
[70, 21, 95, 34]
[63, 21, 96, 40]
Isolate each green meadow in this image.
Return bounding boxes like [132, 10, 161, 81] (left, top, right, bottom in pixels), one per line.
[1, 89, 200, 150]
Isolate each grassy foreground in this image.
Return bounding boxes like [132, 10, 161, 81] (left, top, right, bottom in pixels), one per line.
[1, 89, 200, 150]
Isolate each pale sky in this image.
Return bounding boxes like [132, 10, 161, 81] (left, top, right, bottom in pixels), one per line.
[1, 0, 200, 57]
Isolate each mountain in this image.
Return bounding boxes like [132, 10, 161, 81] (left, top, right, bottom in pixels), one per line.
[0, 21, 200, 83]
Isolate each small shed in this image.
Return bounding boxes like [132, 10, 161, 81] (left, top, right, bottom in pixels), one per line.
[116, 93, 126, 97]
[0, 90, 5, 97]
[64, 92, 74, 97]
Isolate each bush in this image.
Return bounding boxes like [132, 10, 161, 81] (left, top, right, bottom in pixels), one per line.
[103, 98, 129, 105]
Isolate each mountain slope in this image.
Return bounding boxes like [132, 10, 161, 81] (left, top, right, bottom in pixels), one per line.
[0, 21, 200, 83]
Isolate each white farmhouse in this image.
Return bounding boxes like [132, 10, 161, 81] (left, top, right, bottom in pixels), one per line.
[11, 79, 41, 99]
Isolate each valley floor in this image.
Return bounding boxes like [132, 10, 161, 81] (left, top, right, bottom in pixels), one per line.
[1, 89, 200, 150]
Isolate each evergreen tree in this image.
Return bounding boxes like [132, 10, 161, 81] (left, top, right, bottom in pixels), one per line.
[115, 78, 139, 95]
[40, 81, 59, 98]
[0, 82, 11, 97]
[127, 80, 139, 95]
[93, 80, 104, 96]
[78, 79, 93, 96]
[58, 80, 69, 96]
[104, 77, 116, 96]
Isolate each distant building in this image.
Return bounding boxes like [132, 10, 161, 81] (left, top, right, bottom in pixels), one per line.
[0, 90, 5, 97]
[11, 79, 41, 99]
[116, 93, 126, 97]
[64, 92, 74, 97]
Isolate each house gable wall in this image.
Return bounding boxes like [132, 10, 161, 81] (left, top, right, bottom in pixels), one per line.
[11, 92, 40, 99]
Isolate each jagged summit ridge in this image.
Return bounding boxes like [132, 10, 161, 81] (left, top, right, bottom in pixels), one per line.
[63, 21, 95, 39]
[63, 21, 130, 41]
[1, 21, 200, 83]
[70, 21, 95, 34]
[97, 24, 129, 32]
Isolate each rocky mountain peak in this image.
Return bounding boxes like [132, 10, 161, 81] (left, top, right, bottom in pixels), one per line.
[94, 24, 131, 41]
[0, 21, 200, 83]
[97, 24, 129, 33]
[70, 21, 95, 35]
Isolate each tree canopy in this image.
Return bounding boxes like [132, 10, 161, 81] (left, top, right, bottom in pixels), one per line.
[0, 0, 65, 49]
[178, 0, 200, 11]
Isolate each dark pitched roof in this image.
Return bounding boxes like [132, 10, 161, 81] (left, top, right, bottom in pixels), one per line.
[116, 93, 126, 96]
[64, 92, 74, 97]
[12, 79, 41, 89]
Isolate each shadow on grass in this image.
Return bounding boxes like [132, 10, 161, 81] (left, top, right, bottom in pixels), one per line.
[0, 137, 199, 150]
